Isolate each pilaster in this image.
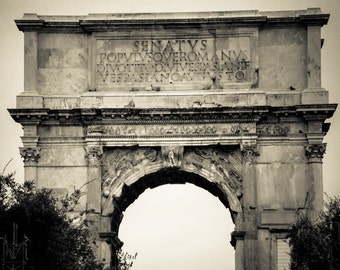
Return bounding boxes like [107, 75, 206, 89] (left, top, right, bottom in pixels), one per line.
[85, 146, 103, 213]
[240, 143, 260, 270]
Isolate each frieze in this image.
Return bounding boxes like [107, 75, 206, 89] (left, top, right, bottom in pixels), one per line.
[86, 123, 255, 138]
[256, 125, 290, 136]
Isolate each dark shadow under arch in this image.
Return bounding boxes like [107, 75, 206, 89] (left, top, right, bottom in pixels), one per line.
[111, 167, 234, 233]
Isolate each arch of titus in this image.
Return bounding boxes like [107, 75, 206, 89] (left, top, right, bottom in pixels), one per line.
[9, 8, 337, 269]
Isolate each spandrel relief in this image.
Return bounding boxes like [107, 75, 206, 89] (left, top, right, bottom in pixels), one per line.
[101, 147, 160, 197]
[184, 146, 243, 201]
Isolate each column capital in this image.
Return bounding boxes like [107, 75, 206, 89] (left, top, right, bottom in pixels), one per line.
[305, 143, 326, 163]
[241, 144, 259, 165]
[20, 147, 41, 165]
[85, 146, 103, 166]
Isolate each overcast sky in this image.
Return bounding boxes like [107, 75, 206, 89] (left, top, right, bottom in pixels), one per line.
[1, 1, 339, 269]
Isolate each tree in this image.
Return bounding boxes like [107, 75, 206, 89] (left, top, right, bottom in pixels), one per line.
[0, 173, 102, 270]
[288, 196, 340, 269]
[116, 249, 138, 270]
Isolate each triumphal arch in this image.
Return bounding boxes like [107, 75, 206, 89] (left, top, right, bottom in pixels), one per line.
[10, 8, 337, 269]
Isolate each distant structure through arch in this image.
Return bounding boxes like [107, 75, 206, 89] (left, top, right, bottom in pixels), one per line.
[10, 8, 337, 269]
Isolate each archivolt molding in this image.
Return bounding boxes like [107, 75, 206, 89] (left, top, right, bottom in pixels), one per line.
[101, 145, 244, 216]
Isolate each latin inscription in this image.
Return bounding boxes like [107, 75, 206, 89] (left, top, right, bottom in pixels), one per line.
[96, 37, 252, 88]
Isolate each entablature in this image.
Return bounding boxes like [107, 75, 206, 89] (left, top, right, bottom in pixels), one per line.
[9, 104, 336, 146]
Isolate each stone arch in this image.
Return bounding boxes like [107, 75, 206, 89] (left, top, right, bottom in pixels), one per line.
[111, 167, 240, 233]
[100, 145, 244, 234]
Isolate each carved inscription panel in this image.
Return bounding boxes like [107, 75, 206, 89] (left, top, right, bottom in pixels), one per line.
[95, 32, 256, 90]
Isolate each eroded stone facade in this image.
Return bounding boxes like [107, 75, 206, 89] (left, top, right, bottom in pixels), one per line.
[10, 9, 337, 269]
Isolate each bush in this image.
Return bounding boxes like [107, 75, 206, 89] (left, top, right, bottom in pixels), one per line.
[0, 173, 102, 270]
[289, 196, 340, 269]
[289, 214, 329, 269]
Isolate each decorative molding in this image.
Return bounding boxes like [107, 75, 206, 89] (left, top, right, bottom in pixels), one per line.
[305, 143, 326, 163]
[20, 147, 41, 165]
[9, 107, 268, 125]
[230, 230, 246, 248]
[256, 125, 289, 136]
[86, 123, 255, 139]
[15, 10, 329, 33]
[9, 105, 337, 129]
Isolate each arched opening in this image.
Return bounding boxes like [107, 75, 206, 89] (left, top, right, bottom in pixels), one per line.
[111, 168, 237, 269]
[119, 184, 235, 270]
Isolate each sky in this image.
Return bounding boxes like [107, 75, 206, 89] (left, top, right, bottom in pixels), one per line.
[0, 0, 339, 269]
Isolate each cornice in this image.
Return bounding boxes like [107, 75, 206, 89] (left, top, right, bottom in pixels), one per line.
[8, 104, 337, 125]
[15, 9, 329, 33]
[9, 107, 265, 125]
[296, 104, 337, 121]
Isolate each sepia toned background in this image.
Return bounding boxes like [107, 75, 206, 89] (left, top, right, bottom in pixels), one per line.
[1, 1, 339, 269]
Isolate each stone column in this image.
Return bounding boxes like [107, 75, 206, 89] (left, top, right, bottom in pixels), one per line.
[240, 144, 260, 270]
[20, 147, 40, 184]
[305, 143, 326, 219]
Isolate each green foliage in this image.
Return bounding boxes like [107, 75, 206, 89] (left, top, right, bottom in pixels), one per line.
[289, 196, 340, 270]
[0, 173, 102, 270]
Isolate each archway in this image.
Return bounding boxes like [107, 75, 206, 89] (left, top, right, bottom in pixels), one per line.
[109, 167, 238, 269]
[119, 183, 235, 269]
